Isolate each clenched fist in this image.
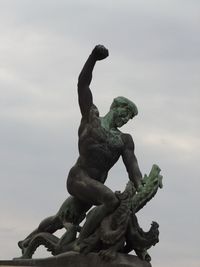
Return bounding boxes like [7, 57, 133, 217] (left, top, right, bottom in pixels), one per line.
[92, 45, 109, 61]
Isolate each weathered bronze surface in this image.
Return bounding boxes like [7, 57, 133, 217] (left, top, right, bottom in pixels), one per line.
[5, 45, 163, 266]
[1, 252, 152, 267]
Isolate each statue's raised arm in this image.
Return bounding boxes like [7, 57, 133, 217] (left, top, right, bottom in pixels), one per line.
[77, 45, 109, 120]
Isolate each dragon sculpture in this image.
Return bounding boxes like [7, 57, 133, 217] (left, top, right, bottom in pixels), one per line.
[16, 164, 162, 262]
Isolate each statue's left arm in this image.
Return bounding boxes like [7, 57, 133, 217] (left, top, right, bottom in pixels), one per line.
[121, 134, 142, 191]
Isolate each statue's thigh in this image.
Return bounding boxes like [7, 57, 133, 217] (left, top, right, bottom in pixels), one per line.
[69, 170, 116, 206]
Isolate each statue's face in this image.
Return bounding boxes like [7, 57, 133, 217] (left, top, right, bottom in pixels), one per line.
[113, 106, 133, 128]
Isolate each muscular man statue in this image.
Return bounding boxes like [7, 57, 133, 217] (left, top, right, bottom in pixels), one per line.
[18, 45, 143, 254]
[67, 45, 142, 241]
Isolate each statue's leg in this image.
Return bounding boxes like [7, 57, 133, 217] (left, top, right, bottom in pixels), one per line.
[16, 233, 59, 259]
[18, 215, 63, 251]
[18, 196, 91, 256]
[56, 196, 91, 225]
[67, 167, 119, 241]
[55, 225, 79, 255]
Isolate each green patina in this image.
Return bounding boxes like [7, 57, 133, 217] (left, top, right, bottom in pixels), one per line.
[15, 45, 163, 264]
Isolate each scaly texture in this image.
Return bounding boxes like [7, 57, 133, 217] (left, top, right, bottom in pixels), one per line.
[131, 164, 163, 213]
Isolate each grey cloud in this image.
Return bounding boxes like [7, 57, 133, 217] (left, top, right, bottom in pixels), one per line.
[0, 1, 199, 266]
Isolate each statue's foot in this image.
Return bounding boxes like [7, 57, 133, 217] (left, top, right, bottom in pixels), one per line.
[136, 251, 151, 262]
[14, 245, 33, 260]
[18, 240, 25, 249]
[98, 249, 117, 261]
[71, 241, 81, 253]
[18, 239, 30, 253]
[79, 243, 92, 255]
[18, 241, 27, 255]
[145, 253, 151, 262]
[13, 254, 31, 260]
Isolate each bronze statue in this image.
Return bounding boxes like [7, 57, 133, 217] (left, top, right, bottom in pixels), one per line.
[16, 45, 163, 265]
[17, 165, 162, 262]
[67, 45, 143, 240]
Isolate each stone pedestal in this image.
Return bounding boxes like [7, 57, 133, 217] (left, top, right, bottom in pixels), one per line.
[0, 252, 151, 267]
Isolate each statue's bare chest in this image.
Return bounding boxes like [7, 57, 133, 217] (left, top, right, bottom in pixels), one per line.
[79, 118, 123, 160]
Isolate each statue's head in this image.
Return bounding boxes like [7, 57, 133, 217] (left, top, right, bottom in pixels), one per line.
[110, 96, 138, 128]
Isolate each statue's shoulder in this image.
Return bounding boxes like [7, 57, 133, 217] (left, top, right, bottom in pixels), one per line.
[89, 104, 99, 118]
[79, 104, 100, 135]
[121, 133, 135, 147]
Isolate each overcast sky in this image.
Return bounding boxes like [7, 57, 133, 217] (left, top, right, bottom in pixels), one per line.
[0, 1, 199, 266]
